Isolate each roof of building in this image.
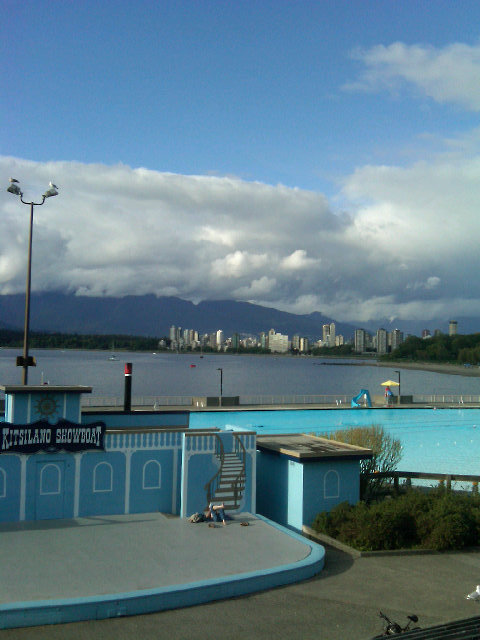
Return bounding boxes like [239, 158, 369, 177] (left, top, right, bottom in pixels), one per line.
[0, 385, 92, 394]
[256, 433, 373, 461]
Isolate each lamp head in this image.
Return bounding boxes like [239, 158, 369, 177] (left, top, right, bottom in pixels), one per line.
[43, 186, 58, 198]
[7, 183, 22, 197]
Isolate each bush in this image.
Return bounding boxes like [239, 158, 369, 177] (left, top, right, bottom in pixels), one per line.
[312, 489, 480, 552]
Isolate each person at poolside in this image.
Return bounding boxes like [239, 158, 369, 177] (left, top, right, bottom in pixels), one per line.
[207, 502, 227, 525]
[384, 386, 393, 407]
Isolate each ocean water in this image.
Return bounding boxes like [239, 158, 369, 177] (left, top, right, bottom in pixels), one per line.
[1, 348, 479, 398]
[191, 408, 480, 478]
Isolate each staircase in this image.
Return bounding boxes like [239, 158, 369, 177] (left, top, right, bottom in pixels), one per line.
[212, 452, 246, 510]
[205, 435, 247, 511]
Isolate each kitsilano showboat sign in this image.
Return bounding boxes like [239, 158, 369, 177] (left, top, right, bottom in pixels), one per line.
[1, 419, 106, 454]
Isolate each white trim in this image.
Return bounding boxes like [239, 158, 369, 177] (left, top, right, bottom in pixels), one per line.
[172, 449, 178, 514]
[73, 453, 82, 517]
[19, 456, 27, 520]
[0, 468, 6, 498]
[124, 450, 132, 514]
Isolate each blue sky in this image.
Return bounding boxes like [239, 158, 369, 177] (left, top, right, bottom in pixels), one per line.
[2, 1, 480, 331]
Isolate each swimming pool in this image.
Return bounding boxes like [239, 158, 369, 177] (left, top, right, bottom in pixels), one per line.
[190, 408, 480, 478]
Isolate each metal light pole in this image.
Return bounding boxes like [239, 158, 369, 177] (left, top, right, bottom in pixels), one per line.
[395, 369, 401, 405]
[217, 367, 223, 407]
[6, 179, 59, 384]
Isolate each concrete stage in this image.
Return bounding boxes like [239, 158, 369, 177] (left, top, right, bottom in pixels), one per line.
[0, 512, 324, 629]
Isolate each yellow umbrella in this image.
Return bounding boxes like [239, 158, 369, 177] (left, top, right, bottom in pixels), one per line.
[381, 380, 400, 386]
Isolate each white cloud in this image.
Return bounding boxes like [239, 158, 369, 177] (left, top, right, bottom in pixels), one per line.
[281, 250, 320, 271]
[2, 147, 480, 329]
[345, 42, 480, 110]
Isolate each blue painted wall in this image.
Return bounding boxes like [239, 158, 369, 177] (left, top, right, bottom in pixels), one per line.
[181, 431, 255, 518]
[256, 451, 289, 524]
[302, 460, 360, 527]
[256, 450, 362, 531]
[25, 453, 76, 521]
[82, 411, 188, 428]
[0, 455, 21, 522]
[6, 390, 82, 425]
[79, 452, 126, 516]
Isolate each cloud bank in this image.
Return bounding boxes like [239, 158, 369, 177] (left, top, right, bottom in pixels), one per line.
[2, 147, 480, 328]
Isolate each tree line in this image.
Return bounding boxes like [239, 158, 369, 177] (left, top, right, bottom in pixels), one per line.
[382, 332, 480, 365]
[0, 329, 161, 352]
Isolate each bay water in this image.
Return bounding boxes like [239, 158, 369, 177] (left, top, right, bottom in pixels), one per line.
[1, 348, 479, 398]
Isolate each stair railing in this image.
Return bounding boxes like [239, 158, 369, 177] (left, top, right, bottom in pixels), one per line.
[204, 435, 225, 507]
[232, 435, 247, 506]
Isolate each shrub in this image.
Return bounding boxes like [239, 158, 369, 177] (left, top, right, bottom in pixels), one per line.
[313, 489, 480, 552]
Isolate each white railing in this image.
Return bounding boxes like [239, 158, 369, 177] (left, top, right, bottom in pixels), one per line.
[413, 394, 480, 404]
[240, 394, 350, 406]
[83, 395, 193, 408]
[81, 394, 480, 409]
[82, 394, 351, 408]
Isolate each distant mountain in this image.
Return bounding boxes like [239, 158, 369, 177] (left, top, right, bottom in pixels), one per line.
[0, 293, 357, 340]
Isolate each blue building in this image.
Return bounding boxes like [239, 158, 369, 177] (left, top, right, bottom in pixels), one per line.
[0, 385, 370, 530]
[256, 434, 372, 531]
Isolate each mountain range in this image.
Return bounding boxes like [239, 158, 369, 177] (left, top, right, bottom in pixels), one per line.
[0, 293, 475, 339]
[0, 293, 357, 340]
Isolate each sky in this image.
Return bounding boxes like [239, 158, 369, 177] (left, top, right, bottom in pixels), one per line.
[2, 0, 480, 332]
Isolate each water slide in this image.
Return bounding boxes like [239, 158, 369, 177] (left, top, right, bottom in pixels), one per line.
[351, 389, 372, 408]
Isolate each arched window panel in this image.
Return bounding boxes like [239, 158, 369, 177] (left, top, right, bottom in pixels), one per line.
[324, 469, 340, 499]
[143, 460, 161, 490]
[93, 462, 113, 493]
[40, 464, 61, 495]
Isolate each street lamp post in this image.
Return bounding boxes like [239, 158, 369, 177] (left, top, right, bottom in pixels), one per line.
[6, 178, 59, 384]
[217, 367, 223, 407]
[395, 370, 401, 405]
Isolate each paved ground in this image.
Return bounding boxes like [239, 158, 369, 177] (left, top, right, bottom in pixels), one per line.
[1, 513, 479, 639]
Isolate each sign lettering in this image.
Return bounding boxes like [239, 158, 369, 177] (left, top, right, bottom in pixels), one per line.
[0, 420, 106, 454]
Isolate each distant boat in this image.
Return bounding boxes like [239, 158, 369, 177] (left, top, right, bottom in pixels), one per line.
[108, 342, 118, 361]
[190, 364, 196, 368]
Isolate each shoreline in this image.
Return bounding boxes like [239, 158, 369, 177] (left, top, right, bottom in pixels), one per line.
[376, 360, 480, 377]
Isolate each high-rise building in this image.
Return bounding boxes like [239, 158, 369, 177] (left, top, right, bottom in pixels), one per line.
[449, 320, 458, 336]
[354, 329, 366, 353]
[376, 328, 387, 354]
[268, 331, 289, 353]
[390, 329, 404, 352]
[322, 322, 336, 347]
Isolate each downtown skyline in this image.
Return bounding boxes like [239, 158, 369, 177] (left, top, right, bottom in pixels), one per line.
[2, 1, 480, 330]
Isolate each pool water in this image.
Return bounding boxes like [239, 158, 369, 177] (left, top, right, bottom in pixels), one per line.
[190, 408, 480, 478]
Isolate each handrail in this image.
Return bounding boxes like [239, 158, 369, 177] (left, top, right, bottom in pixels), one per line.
[204, 435, 225, 507]
[232, 435, 247, 506]
[365, 470, 480, 492]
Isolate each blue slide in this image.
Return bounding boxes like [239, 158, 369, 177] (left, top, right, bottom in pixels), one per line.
[351, 389, 372, 408]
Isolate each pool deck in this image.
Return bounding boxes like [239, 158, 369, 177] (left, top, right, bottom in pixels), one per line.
[0, 511, 324, 630]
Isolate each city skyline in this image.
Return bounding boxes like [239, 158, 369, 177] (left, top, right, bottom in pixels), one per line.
[3, 2, 480, 329]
